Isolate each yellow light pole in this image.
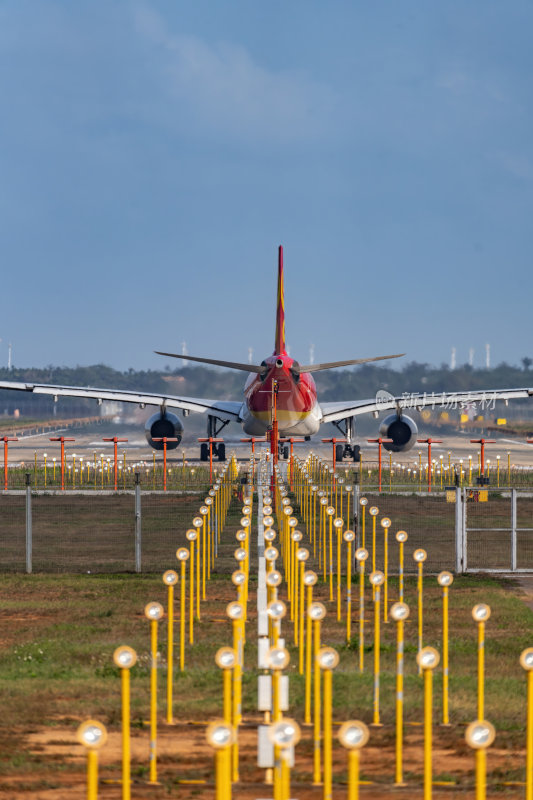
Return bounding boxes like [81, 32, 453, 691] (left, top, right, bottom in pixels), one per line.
[369, 570, 385, 725]
[226, 601, 245, 783]
[267, 599, 286, 649]
[344, 530, 355, 643]
[198, 505, 211, 580]
[311, 485, 318, 556]
[437, 571, 454, 725]
[472, 604, 491, 720]
[185, 530, 197, 640]
[465, 720, 495, 800]
[290, 529, 303, 629]
[319, 646, 339, 800]
[338, 720, 369, 800]
[215, 647, 236, 725]
[175, 548, 189, 671]
[390, 602, 409, 786]
[162, 570, 178, 724]
[113, 647, 137, 800]
[268, 646, 291, 799]
[268, 718, 301, 800]
[326, 506, 335, 600]
[380, 517, 391, 621]
[359, 497, 368, 549]
[334, 516, 344, 620]
[369, 506, 379, 576]
[417, 646, 440, 800]
[395, 530, 408, 602]
[77, 720, 107, 800]
[308, 601, 327, 785]
[413, 548, 427, 672]
[192, 514, 205, 600]
[206, 721, 235, 800]
[144, 601, 164, 785]
[355, 547, 369, 672]
[519, 648, 533, 800]
[296, 548, 310, 673]
[303, 570, 318, 724]
[318, 492, 326, 571]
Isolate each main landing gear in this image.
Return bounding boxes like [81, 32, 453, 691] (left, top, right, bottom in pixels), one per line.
[332, 417, 361, 462]
[199, 415, 229, 462]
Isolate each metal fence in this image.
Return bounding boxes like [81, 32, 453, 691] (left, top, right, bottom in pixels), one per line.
[2, 482, 533, 574]
[0, 486, 212, 573]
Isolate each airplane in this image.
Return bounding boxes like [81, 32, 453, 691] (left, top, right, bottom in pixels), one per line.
[1, 246, 532, 463]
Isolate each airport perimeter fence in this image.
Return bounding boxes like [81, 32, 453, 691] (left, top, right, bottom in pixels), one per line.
[2, 478, 533, 574]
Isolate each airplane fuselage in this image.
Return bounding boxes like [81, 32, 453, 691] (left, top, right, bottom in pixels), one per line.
[242, 353, 321, 436]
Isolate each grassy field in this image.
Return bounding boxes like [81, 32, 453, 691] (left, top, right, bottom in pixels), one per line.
[0, 485, 532, 797]
[0, 567, 532, 794]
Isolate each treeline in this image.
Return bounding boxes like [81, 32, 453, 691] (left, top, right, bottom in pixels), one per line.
[0, 361, 531, 418]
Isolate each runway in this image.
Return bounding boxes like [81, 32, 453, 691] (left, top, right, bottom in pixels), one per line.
[4, 418, 533, 468]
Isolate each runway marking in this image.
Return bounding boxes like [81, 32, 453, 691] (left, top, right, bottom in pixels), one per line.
[14, 429, 68, 440]
[501, 439, 533, 448]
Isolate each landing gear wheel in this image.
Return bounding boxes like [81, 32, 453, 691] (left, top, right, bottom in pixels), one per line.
[217, 443, 226, 462]
[200, 443, 208, 462]
[335, 444, 344, 463]
[283, 445, 289, 459]
[351, 444, 361, 463]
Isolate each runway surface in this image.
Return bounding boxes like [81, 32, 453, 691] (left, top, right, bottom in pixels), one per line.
[4, 418, 533, 468]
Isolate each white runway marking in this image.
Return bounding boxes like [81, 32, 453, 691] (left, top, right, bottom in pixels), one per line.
[15, 429, 68, 440]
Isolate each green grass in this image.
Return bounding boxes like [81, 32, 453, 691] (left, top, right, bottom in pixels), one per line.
[0, 488, 532, 791]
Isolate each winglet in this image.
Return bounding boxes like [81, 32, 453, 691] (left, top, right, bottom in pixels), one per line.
[274, 245, 286, 355]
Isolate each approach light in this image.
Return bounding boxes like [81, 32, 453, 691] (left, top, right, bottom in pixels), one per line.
[303, 570, 318, 586]
[318, 647, 339, 670]
[472, 604, 491, 622]
[215, 647, 236, 670]
[308, 601, 327, 621]
[268, 646, 290, 670]
[465, 720, 495, 749]
[369, 570, 385, 587]
[390, 602, 410, 622]
[338, 720, 369, 750]
[77, 720, 107, 750]
[268, 718, 301, 748]
[206, 721, 235, 749]
[144, 602, 164, 621]
[416, 646, 440, 671]
[113, 645, 137, 669]
[438, 571, 454, 587]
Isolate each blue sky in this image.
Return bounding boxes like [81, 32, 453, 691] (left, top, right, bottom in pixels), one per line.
[1, 1, 532, 372]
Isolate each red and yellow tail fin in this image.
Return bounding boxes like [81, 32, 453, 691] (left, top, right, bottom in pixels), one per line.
[274, 245, 286, 355]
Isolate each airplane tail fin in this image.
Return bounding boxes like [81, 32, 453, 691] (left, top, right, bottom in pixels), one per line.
[274, 245, 286, 355]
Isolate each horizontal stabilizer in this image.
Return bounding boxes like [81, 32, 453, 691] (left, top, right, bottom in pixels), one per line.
[300, 353, 405, 373]
[154, 351, 265, 374]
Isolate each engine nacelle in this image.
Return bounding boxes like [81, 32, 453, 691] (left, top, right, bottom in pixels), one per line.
[379, 413, 418, 453]
[145, 411, 184, 450]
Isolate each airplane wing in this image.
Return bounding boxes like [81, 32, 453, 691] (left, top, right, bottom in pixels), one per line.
[320, 387, 533, 424]
[0, 380, 244, 419]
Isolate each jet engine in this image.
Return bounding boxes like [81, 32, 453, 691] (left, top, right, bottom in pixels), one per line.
[145, 411, 184, 450]
[378, 413, 418, 453]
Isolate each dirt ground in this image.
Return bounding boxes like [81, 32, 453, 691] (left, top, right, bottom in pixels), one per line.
[0, 719, 526, 800]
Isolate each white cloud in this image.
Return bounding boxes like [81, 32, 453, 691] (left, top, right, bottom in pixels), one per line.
[133, 5, 335, 145]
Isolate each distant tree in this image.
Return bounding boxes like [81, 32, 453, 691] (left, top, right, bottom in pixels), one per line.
[522, 357, 532, 371]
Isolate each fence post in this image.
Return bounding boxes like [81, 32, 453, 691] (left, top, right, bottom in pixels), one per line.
[511, 489, 517, 572]
[455, 487, 463, 574]
[25, 472, 32, 574]
[135, 472, 141, 573]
